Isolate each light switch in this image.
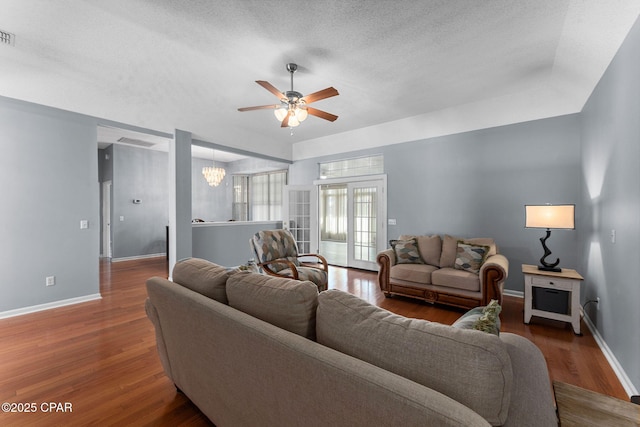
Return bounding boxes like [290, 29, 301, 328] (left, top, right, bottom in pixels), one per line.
[120, 216, 125, 221]
[388, 218, 397, 225]
[80, 220, 88, 229]
[611, 229, 616, 243]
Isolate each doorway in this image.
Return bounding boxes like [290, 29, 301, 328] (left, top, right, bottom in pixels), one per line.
[317, 176, 387, 271]
[102, 180, 112, 258]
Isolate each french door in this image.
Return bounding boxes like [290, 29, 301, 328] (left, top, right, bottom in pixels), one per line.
[285, 177, 386, 271]
[347, 180, 385, 270]
[316, 176, 386, 271]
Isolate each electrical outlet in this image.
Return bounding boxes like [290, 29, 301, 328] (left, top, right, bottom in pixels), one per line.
[46, 276, 55, 287]
[596, 297, 600, 310]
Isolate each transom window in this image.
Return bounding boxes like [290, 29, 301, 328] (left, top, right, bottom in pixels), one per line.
[319, 155, 384, 179]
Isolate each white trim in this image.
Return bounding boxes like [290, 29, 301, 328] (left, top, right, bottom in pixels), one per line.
[0, 294, 102, 320]
[111, 253, 166, 262]
[503, 289, 524, 298]
[581, 311, 639, 398]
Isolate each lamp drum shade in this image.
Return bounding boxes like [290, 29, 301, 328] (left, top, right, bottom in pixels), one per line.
[525, 204, 575, 229]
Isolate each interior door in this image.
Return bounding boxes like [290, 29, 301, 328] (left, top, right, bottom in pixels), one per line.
[282, 185, 318, 261]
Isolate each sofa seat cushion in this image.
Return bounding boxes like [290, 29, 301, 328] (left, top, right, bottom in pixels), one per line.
[227, 272, 319, 340]
[390, 263, 438, 284]
[171, 257, 235, 304]
[316, 290, 513, 426]
[432, 267, 480, 292]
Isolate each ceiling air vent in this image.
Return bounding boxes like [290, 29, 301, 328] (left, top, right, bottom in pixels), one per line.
[0, 29, 15, 46]
[117, 137, 156, 148]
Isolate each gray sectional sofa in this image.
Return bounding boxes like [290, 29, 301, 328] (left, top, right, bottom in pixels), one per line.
[145, 258, 557, 427]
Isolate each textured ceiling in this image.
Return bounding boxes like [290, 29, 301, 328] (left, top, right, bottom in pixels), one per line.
[1, 1, 639, 161]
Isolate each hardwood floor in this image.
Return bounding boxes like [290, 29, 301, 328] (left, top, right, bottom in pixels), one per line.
[0, 257, 628, 426]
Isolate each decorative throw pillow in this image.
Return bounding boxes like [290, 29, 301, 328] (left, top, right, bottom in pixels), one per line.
[390, 238, 424, 264]
[452, 299, 502, 336]
[473, 300, 502, 335]
[454, 241, 489, 273]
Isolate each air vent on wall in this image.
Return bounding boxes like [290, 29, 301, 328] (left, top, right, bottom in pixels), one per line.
[117, 137, 156, 148]
[0, 29, 15, 46]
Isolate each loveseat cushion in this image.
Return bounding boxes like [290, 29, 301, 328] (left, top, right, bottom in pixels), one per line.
[432, 267, 480, 292]
[226, 272, 319, 340]
[390, 263, 438, 284]
[316, 289, 513, 426]
[172, 258, 235, 304]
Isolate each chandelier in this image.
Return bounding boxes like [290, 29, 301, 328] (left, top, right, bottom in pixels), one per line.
[202, 159, 225, 187]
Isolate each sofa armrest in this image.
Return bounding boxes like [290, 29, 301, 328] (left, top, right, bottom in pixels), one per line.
[376, 249, 396, 295]
[479, 254, 509, 306]
[500, 333, 558, 426]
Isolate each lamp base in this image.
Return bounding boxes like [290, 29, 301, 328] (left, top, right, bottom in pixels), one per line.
[538, 265, 561, 272]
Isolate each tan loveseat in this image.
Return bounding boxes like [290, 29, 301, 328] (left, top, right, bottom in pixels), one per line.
[378, 234, 509, 309]
[145, 258, 556, 427]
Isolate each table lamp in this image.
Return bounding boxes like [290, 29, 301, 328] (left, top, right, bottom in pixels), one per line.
[525, 204, 575, 272]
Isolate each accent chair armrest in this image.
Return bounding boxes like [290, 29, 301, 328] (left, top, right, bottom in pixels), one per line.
[297, 253, 329, 272]
[479, 254, 509, 305]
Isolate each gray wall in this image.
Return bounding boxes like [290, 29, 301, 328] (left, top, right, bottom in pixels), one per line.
[290, 114, 582, 293]
[580, 15, 640, 392]
[192, 221, 282, 266]
[111, 144, 169, 259]
[0, 96, 100, 312]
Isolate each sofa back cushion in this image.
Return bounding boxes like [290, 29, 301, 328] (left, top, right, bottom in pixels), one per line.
[227, 272, 318, 340]
[399, 234, 442, 266]
[440, 235, 497, 268]
[172, 258, 234, 304]
[316, 289, 513, 426]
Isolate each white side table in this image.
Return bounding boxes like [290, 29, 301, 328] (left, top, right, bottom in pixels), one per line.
[522, 264, 584, 335]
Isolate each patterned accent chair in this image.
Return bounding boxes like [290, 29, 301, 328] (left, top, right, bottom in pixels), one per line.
[249, 229, 329, 291]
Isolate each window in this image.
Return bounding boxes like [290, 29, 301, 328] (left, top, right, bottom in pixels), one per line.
[250, 170, 287, 221]
[319, 155, 384, 179]
[232, 175, 249, 221]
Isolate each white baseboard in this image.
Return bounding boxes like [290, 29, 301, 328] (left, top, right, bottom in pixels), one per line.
[503, 289, 524, 298]
[581, 311, 639, 397]
[111, 253, 166, 262]
[0, 293, 102, 320]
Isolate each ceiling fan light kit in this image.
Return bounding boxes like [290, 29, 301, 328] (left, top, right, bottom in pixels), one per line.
[238, 63, 339, 128]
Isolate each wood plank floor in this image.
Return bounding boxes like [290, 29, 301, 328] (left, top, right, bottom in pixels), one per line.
[0, 257, 628, 426]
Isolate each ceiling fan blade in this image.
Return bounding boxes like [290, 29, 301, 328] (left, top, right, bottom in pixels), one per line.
[300, 87, 339, 104]
[237, 104, 279, 112]
[256, 80, 286, 101]
[306, 106, 338, 122]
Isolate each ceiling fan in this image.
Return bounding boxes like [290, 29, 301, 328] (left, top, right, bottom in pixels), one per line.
[238, 63, 339, 128]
